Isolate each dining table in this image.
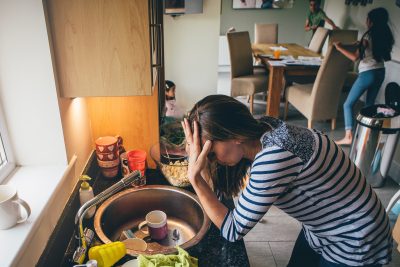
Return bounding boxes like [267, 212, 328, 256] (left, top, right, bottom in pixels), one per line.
[252, 43, 322, 118]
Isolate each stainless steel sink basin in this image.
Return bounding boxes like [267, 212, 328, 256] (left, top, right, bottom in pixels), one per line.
[93, 185, 211, 255]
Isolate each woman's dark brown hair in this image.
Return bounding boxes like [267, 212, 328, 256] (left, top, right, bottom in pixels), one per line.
[188, 95, 270, 198]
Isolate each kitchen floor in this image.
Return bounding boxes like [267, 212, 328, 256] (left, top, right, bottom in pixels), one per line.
[217, 71, 400, 266]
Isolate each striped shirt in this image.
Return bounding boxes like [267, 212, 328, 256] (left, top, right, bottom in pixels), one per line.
[221, 117, 392, 266]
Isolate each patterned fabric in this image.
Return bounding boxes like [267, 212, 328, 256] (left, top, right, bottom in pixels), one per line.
[259, 117, 315, 164]
[221, 118, 392, 266]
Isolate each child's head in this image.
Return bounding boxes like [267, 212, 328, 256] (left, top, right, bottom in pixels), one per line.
[165, 80, 176, 99]
[309, 0, 321, 13]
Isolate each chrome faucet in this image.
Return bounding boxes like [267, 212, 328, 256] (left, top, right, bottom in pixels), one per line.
[73, 170, 141, 264]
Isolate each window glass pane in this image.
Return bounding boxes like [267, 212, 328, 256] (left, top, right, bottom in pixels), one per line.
[0, 132, 7, 167]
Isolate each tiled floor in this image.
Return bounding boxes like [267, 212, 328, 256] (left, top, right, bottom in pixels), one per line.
[218, 71, 400, 266]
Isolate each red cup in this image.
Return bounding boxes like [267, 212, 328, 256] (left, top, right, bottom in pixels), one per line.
[127, 150, 146, 178]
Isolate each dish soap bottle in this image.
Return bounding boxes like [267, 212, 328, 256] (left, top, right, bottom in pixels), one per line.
[79, 175, 96, 219]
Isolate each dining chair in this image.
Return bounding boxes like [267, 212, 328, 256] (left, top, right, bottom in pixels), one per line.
[328, 29, 359, 89]
[284, 45, 353, 129]
[308, 27, 330, 53]
[254, 23, 278, 44]
[227, 31, 268, 114]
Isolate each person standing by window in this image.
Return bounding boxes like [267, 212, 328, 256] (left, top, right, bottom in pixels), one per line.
[305, 0, 338, 32]
[335, 8, 394, 145]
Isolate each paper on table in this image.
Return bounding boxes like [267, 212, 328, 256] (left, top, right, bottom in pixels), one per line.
[298, 56, 322, 60]
[283, 59, 321, 66]
[268, 60, 286, 66]
[270, 46, 288, 51]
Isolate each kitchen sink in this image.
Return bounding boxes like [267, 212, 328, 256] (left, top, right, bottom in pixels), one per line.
[93, 185, 211, 256]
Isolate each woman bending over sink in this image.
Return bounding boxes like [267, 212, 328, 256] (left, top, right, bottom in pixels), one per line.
[181, 95, 392, 267]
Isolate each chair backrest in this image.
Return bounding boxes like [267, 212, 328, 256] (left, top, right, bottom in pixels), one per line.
[310, 45, 353, 120]
[328, 29, 358, 71]
[254, 23, 278, 44]
[227, 31, 254, 78]
[309, 27, 330, 53]
[328, 29, 358, 45]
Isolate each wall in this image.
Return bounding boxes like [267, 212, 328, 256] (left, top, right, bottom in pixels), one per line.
[163, 0, 221, 112]
[86, 94, 159, 169]
[0, 1, 94, 266]
[0, 0, 67, 166]
[324, 0, 400, 183]
[220, 0, 327, 45]
[58, 98, 93, 175]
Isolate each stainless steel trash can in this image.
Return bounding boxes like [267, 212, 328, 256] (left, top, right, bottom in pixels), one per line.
[350, 104, 400, 187]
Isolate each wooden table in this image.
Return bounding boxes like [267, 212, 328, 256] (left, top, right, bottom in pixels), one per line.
[252, 43, 322, 118]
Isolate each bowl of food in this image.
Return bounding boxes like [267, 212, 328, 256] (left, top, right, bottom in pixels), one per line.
[150, 142, 191, 187]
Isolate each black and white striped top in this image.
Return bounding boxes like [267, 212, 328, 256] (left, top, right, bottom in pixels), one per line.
[221, 117, 392, 266]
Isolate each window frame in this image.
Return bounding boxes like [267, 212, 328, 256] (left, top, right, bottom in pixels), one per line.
[0, 104, 15, 183]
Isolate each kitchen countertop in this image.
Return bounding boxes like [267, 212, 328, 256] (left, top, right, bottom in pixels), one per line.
[38, 153, 250, 267]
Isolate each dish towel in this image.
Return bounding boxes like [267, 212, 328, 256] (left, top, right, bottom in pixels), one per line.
[138, 247, 198, 267]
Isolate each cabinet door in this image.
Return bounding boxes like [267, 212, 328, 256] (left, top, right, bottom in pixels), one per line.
[45, 0, 152, 97]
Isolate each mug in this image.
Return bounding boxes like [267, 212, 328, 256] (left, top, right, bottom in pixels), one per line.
[95, 136, 121, 154]
[138, 210, 168, 240]
[95, 136, 122, 178]
[127, 150, 146, 177]
[0, 185, 31, 229]
[120, 152, 131, 178]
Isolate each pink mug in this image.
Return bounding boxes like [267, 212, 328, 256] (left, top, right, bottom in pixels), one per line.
[138, 210, 168, 240]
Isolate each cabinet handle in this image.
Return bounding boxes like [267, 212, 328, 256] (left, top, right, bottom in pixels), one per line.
[151, 24, 162, 69]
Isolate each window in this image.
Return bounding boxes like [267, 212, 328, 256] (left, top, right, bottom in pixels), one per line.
[0, 105, 15, 183]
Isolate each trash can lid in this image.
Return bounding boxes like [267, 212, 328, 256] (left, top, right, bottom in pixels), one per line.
[356, 104, 400, 131]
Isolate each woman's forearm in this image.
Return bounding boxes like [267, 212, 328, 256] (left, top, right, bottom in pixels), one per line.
[191, 175, 229, 229]
[336, 45, 359, 62]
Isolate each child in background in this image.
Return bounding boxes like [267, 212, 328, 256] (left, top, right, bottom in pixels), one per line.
[165, 80, 184, 118]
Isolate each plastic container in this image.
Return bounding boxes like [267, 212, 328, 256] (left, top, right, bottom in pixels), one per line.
[127, 150, 147, 186]
[79, 175, 96, 219]
[88, 242, 126, 267]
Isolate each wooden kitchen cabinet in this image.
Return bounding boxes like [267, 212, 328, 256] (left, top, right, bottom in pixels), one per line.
[45, 0, 161, 97]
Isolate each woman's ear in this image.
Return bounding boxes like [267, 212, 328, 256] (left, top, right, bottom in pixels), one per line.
[234, 139, 242, 145]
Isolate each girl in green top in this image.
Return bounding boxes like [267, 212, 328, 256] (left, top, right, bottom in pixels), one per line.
[305, 0, 338, 32]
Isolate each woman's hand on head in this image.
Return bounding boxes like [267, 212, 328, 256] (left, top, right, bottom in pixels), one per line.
[181, 118, 212, 184]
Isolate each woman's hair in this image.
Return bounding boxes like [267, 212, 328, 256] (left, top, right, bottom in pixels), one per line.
[359, 7, 394, 62]
[309, 0, 321, 7]
[187, 95, 270, 198]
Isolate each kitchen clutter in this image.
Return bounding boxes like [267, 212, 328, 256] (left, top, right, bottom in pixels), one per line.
[75, 245, 197, 267]
[95, 135, 146, 186]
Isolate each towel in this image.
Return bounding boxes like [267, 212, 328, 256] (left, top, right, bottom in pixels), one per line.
[138, 247, 198, 267]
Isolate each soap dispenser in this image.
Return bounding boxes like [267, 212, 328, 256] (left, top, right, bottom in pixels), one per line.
[79, 175, 96, 219]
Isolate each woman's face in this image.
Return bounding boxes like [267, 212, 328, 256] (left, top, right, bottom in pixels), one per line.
[309, 1, 318, 13]
[366, 17, 373, 29]
[206, 139, 244, 166]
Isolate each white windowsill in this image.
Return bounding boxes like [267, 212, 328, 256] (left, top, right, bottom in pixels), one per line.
[0, 161, 73, 267]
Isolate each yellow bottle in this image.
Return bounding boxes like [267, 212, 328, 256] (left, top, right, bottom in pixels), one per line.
[88, 242, 126, 267]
